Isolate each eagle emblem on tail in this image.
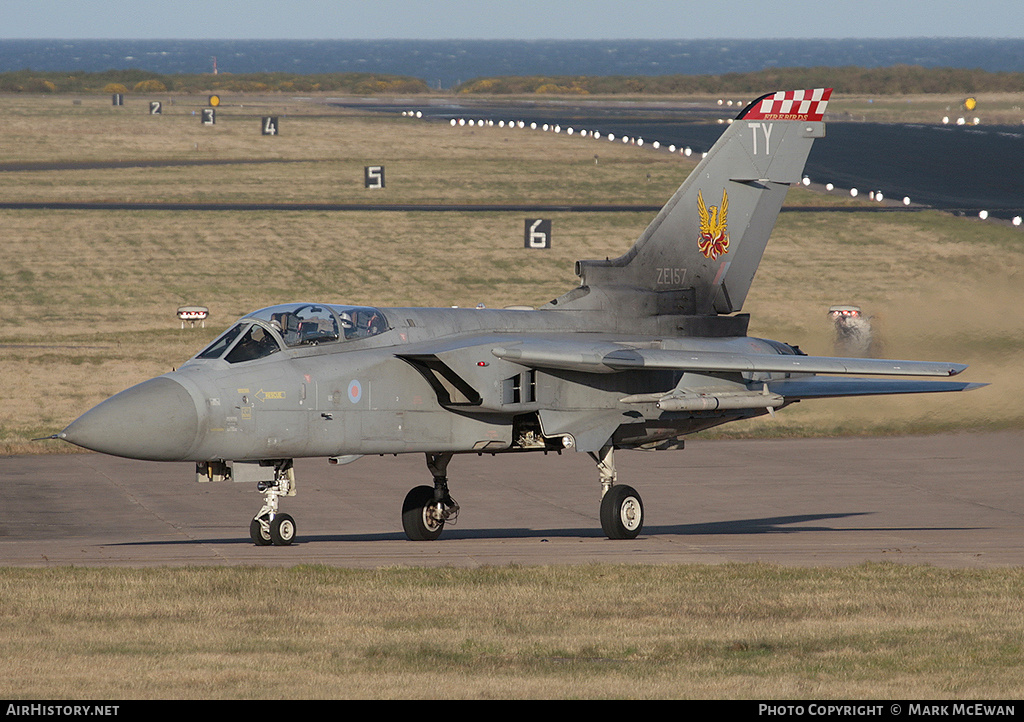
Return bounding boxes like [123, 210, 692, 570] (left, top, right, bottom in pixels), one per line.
[697, 189, 730, 260]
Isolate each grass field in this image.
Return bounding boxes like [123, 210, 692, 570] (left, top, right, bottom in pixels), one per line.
[1, 94, 1022, 700]
[2, 564, 1024, 699]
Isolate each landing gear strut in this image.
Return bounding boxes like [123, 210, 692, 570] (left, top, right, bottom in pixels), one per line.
[250, 462, 297, 546]
[590, 444, 644, 540]
[401, 452, 460, 541]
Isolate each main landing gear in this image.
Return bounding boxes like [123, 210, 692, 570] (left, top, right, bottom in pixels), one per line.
[250, 462, 297, 546]
[590, 444, 644, 540]
[402, 452, 460, 541]
[398, 446, 643, 542]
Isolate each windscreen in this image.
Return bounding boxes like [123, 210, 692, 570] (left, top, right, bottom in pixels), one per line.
[196, 324, 244, 359]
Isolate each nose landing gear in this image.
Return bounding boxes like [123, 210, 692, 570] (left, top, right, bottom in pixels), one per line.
[250, 462, 297, 546]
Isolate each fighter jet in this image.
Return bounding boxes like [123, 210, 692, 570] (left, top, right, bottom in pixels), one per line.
[56, 89, 982, 545]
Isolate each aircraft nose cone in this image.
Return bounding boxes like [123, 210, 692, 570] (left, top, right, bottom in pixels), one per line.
[60, 376, 200, 461]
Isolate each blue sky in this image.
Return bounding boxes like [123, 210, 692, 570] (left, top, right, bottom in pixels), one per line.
[2, 0, 1022, 39]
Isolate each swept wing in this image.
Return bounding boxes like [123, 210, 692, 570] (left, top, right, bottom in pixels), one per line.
[490, 339, 966, 377]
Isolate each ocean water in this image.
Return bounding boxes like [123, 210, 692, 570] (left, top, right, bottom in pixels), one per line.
[2, 38, 1023, 89]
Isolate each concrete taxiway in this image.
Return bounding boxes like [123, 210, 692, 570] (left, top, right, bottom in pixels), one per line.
[2, 431, 1022, 568]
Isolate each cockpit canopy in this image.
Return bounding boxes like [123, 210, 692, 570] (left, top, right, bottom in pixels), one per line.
[195, 303, 389, 364]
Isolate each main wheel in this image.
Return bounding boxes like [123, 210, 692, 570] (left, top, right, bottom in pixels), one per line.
[269, 513, 296, 546]
[402, 485, 444, 541]
[600, 485, 644, 539]
[250, 515, 273, 546]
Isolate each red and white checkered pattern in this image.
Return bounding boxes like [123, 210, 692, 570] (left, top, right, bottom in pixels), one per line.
[743, 88, 832, 121]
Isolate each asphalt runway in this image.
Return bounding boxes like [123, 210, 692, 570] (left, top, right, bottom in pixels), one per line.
[3, 431, 1022, 569]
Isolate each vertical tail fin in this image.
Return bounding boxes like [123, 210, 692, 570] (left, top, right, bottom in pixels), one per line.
[570, 88, 831, 316]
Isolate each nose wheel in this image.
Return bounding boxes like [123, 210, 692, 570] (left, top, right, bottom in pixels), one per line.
[250, 512, 296, 546]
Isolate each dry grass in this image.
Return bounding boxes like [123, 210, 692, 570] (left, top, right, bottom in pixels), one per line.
[1, 564, 1023, 699]
[0, 94, 686, 205]
[1, 94, 1021, 453]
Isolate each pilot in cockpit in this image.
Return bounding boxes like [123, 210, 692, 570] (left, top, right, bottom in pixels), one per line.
[225, 324, 281, 363]
[338, 311, 356, 339]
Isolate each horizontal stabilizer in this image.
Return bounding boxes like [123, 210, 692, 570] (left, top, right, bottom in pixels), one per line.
[491, 340, 967, 378]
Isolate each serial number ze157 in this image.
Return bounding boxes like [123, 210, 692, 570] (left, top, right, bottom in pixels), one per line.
[656, 267, 687, 285]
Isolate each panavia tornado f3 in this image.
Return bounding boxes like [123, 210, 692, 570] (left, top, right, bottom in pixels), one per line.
[56, 89, 983, 545]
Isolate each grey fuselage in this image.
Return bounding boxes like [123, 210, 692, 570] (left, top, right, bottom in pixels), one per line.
[60, 302, 787, 463]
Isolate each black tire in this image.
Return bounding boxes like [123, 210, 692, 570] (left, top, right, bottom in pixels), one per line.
[250, 515, 273, 546]
[269, 513, 296, 546]
[600, 485, 644, 540]
[402, 485, 444, 541]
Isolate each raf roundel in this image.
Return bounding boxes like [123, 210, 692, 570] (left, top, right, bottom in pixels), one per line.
[347, 380, 362, 404]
